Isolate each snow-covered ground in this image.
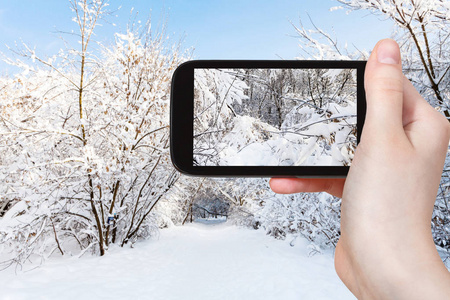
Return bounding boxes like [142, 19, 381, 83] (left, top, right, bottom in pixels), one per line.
[0, 220, 355, 300]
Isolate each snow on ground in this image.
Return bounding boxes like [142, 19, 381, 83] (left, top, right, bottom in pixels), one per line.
[0, 219, 355, 300]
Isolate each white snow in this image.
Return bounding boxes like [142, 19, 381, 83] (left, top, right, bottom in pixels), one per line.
[0, 220, 355, 300]
[214, 115, 354, 166]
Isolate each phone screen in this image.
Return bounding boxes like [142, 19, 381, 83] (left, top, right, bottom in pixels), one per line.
[193, 68, 357, 167]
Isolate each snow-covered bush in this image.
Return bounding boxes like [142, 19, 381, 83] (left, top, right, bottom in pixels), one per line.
[0, 0, 186, 269]
[255, 193, 341, 248]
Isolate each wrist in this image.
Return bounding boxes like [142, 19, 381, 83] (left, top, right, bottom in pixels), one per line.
[378, 252, 450, 300]
[339, 233, 450, 299]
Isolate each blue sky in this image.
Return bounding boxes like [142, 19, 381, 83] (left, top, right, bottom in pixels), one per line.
[0, 0, 393, 74]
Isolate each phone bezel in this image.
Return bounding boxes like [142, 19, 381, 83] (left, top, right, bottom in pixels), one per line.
[170, 60, 366, 177]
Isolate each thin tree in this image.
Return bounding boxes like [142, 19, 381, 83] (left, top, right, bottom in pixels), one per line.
[70, 0, 109, 256]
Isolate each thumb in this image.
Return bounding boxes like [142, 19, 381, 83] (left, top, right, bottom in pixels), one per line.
[363, 39, 405, 143]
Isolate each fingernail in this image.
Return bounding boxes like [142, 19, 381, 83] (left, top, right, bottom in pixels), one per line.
[377, 39, 400, 65]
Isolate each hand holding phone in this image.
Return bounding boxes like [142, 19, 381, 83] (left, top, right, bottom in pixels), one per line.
[270, 38, 450, 300]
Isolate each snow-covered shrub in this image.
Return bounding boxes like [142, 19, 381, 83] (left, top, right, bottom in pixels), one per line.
[254, 192, 341, 247]
[0, 0, 187, 269]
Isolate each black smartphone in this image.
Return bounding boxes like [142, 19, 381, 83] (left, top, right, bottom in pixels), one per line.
[170, 60, 366, 177]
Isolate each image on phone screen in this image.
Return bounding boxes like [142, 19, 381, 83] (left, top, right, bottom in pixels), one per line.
[193, 68, 357, 167]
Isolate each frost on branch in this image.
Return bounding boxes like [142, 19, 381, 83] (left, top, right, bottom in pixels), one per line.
[336, 0, 450, 117]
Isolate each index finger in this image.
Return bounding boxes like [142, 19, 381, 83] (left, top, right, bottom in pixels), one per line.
[269, 178, 345, 198]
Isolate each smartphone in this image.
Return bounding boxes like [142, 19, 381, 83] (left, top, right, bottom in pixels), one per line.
[170, 60, 366, 177]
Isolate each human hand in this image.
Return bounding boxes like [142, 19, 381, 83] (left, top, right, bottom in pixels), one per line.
[270, 39, 450, 299]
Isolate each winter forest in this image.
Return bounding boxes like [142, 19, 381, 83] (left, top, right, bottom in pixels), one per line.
[0, 0, 449, 281]
[193, 68, 357, 166]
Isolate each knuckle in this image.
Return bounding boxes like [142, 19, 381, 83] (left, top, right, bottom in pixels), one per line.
[445, 119, 450, 141]
[440, 119, 450, 144]
[322, 180, 334, 194]
[428, 111, 450, 147]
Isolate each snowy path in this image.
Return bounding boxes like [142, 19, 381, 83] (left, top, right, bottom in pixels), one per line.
[1, 220, 355, 300]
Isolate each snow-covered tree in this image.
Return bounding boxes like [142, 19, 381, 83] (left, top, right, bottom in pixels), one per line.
[336, 0, 450, 118]
[0, 0, 186, 269]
